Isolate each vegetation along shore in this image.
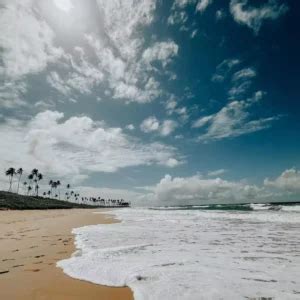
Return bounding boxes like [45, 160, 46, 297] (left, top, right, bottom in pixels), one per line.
[2, 167, 130, 210]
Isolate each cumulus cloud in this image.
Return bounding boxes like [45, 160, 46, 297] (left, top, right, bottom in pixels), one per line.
[140, 116, 160, 133]
[230, 0, 288, 34]
[264, 168, 300, 191]
[0, 111, 182, 179]
[126, 124, 135, 131]
[140, 116, 178, 136]
[193, 92, 280, 142]
[150, 174, 262, 205]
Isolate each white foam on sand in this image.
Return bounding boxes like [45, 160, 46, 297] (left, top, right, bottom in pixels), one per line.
[57, 208, 300, 300]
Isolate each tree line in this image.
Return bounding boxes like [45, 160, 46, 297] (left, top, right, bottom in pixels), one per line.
[4, 167, 130, 207]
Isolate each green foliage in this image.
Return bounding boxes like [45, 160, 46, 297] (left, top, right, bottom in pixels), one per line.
[0, 191, 95, 210]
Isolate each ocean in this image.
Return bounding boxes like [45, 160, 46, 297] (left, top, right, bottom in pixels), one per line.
[57, 203, 300, 300]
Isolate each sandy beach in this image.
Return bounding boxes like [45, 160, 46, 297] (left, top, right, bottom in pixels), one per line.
[0, 209, 133, 300]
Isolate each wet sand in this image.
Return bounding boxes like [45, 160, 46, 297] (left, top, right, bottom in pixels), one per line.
[0, 209, 133, 300]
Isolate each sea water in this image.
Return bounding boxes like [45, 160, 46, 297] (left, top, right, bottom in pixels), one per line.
[57, 205, 300, 299]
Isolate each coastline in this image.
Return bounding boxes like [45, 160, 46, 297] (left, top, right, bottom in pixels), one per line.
[0, 209, 133, 300]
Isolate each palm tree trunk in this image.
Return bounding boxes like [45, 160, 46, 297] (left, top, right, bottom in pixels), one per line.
[17, 174, 22, 194]
[8, 175, 13, 192]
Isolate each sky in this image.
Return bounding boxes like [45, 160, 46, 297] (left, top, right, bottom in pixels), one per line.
[0, 0, 300, 205]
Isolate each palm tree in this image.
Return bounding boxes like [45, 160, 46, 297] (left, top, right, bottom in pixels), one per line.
[28, 174, 34, 188]
[66, 184, 70, 200]
[31, 168, 39, 177]
[30, 169, 42, 196]
[35, 184, 40, 196]
[5, 167, 16, 192]
[23, 181, 27, 193]
[36, 173, 43, 196]
[27, 185, 32, 195]
[51, 181, 58, 198]
[56, 180, 61, 199]
[16, 168, 23, 194]
[49, 180, 53, 197]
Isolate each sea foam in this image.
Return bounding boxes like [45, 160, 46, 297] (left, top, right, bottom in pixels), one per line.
[57, 207, 300, 299]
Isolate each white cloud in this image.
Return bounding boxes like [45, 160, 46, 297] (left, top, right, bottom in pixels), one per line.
[34, 99, 56, 111]
[1, 0, 179, 105]
[126, 124, 135, 131]
[166, 158, 181, 168]
[264, 168, 300, 191]
[211, 58, 240, 82]
[192, 115, 213, 128]
[0, 1, 63, 79]
[228, 67, 257, 99]
[47, 72, 72, 96]
[142, 41, 179, 69]
[47, 47, 105, 96]
[0, 81, 27, 108]
[165, 98, 189, 122]
[84, 32, 176, 103]
[216, 9, 226, 20]
[160, 120, 178, 136]
[232, 67, 256, 82]
[81, 1, 177, 104]
[141, 116, 178, 136]
[190, 29, 198, 38]
[228, 80, 252, 98]
[0, 111, 182, 179]
[172, 0, 196, 9]
[140, 116, 160, 133]
[230, 0, 288, 34]
[193, 92, 280, 142]
[207, 169, 227, 177]
[167, 11, 188, 25]
[96, 0, 156, 60]
[196, 0, 213, 13]
[172, 0, 212, 12]
[149, 174, 262, 205]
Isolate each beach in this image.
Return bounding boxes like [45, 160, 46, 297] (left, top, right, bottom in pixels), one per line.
[0, 209, 133, 300]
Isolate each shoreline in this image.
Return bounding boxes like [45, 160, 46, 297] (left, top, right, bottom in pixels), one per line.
[0, 209, 133, 300]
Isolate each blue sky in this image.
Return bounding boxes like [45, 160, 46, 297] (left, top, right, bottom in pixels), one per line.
[0, 0, 299, 205]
